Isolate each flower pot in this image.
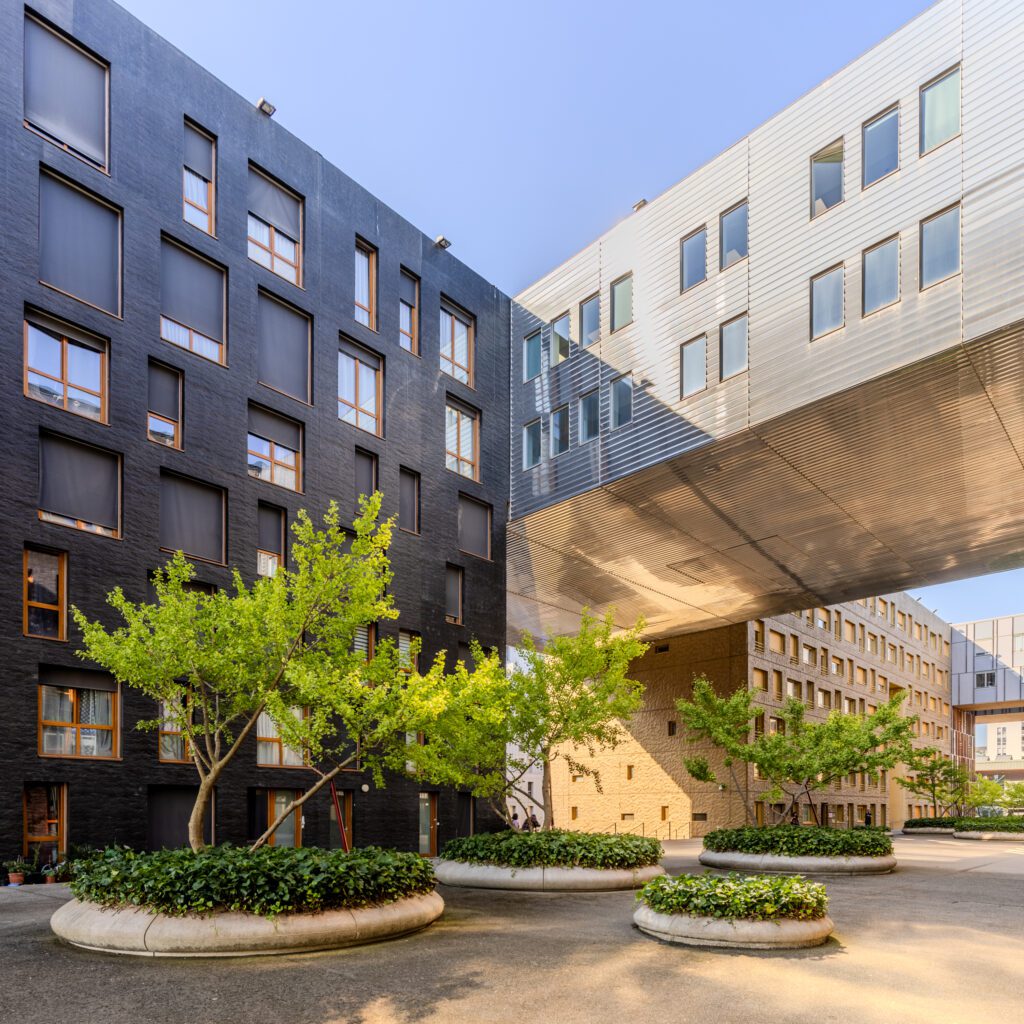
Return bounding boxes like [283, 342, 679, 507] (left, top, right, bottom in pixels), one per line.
[45, 875, 57, 884]
[7, 872, 25, 886]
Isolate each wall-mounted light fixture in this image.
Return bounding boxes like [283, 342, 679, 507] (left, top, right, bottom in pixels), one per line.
[256, 97, 276, 117]
[434, 235, 452, 250]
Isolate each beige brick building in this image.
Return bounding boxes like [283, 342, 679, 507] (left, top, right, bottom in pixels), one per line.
[551, 592, 970, 837]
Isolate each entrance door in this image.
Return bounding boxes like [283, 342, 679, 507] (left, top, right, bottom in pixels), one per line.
[329, 790, 354, 850]
[268, 789, 301, 847]
[148, 785, 212, 849]
[418, 792, 437, 856]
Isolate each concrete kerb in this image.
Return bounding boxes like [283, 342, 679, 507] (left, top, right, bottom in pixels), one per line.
[901, 828, 956, 835]
[698, 850, 897, 875]
[433, 860, 666, 891]
[633, 904, 835, 949]
[953, 831, 1024, 842]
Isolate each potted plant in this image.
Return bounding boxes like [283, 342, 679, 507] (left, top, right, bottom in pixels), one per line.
[4, 859, 31, 886]
[41, 864, 58, 884]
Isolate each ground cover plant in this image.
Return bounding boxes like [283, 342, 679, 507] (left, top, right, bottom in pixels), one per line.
[703, 825, 893, 857]
[952, 816, 1024, 833]
[901, 817, 960, 829]
[638, 872, 828, 921]
[440, 829, 662, 869]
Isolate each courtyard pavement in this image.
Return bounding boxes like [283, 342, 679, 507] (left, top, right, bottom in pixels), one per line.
[3, 835, 1022, 1024]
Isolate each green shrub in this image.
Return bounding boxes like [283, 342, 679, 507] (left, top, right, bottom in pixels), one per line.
[69, 844, 435, 917]
[902, 817, 959, 829]
[638, 872, 828, 921]
[440, 830, 662, 869]
[953, 817, 1024, 833]
[703, 825, 893, 857]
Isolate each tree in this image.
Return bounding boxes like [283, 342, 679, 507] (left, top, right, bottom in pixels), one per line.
[964, 777, 1005, 814]
[997, 781, 1024, 813]
[896, 749, 970, 817]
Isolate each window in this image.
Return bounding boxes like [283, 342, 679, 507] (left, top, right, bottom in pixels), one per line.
[39, 667, 117, 758]
[719, 314, 748, 380]
[183, 120, 215, 233]
[445, 401, 479, 479]
[611, 374, 633, 429]
[458, 494, 491, 560]
[579, 390, 600, 443]
[266, 789, 302, 847]
[523, 332, 541, 381]
[24, 313, 106, 422]
[158, 700, 189, 762]
[39, 171, 120, 315]
[445, 564, 463, 624]
[24, 15, 108, 170]
[551, 313, 571, 364]
[720, 201, 748, 269]
[680, 227, 707, 291]
[248, 406, 302, 492]
[148, 361, 182, 449]
[257, 708, 306, 766]
[399, 468, 420, 534]
[863, 237, 900, 315]
[354, 448, 378, 503]
[551, 405, 569, 457]
[920, 67, 960, 154]
[920, 205, 960, 288]
[24, 783, 67, 863]
[399, 269, 419, 353]
[38, 433, 120, 538]
[439, 301, 474, 385]
[247, 165, 302, 285]
[863, 107, 899, 187]
[398, 630, 420, 672]
[810, 140, 844, 217]
[338, 339, 382, 435]
[160, 472, 226, 564]
[523, 420, 542, 469]
[680, 335, 706, 398]
[610, 274, 633, 332]
[976, 672, 995, 688]
[257, 292, 311, 403]
[811, 265, 844, 339]
[580, 294, 600, 347]
[257, 503, 285, 577]
[626, 765, 634, 780]
[354, 623, 376, 660]
[24, 547, 66, 640]
[354, 239, 377, 328]
[160, 238, 226, 364]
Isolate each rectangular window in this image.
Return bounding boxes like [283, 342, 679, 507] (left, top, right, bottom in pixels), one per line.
[257, 708, 306, 767]
[445, 401, 479, 480]
[147, 361, 182, 449]
[862, 237, 900, 315]
[257, 503, 285, 577]
[610, 274, 633, 333]
[159, 472, 226, 564]
[458, 494, 491, 560]
[257, 291, 311, 403]
[354, 239, 377, 328]
[680, 227, 707, 291]
[551, 313, 571, 364]
[920, 205, 960, 289]
[810, 139, 844, 217]
[24, 313, 106, 422]
[445, 564, 464, 624]
[24, 546, 66, 640]
[611, 374, 633, 429]
[719, 314, 748, 380]
[523, 420, 542, 469]
[247, 165, 302, 285]
[680, 335, 706, 398]
[920, 67, 960, 154]
[863, 106, 899, 187]
[160, 238, 226, 364]
[399, 468, 420, 534]
[39, 171, 121, 316]
[158, 699, 189, 763]
[579, 390, 600, 444]
[354, 448, 378, 503]
[338, 339, 382, 435]
[23, 783, 67, 863]
[266, 789, 302, 847]
[811, 265, 844, 339]
[398, 630, 420, 672]
[38, 433, 120, 538]
[248, 406, 302, 492]
[183, 120, 215, 234]
[440, 301, 474, 385]
[550, 405, 569, 457]
[579, 294, 601, 348]
[354, 623, 376, 660]
[39, 668, 117, 758]
[399, 269, 419, 353]
[720, 201, 748, 269]
[523, 331, 541, 381]
[24, 15, 108, 170]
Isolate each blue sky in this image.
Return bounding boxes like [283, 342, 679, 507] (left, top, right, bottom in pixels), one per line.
[117, 0, 1024, 624]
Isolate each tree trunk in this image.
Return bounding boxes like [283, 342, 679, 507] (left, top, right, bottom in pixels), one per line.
[250, 760, 351, 851]
[541, 757, 554, 830]
[188, 773, 217, 852]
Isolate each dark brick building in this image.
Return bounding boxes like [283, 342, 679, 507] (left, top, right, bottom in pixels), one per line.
[0, 0, 509, 859]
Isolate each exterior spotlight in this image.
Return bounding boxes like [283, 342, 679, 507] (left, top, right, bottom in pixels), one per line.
[256, 97, 276, 117]
[632, 198, 648, 211]
[434, 235, 451, 249]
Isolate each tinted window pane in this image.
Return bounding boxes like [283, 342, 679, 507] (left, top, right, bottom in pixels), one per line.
[611, 376, 632, 429]
[720, 316, 748, 379]
[863, 108, 899, 186]
[863, 239, 900, 314]
[523, 333, 541, 380]
[811, 268, 844, 338]
[680, 336, 706, 398]
[580, 392, 600, 443]
[551, 406, 569, 456]
[523, 422, 542, 468]
[921, 206, 960, 287]
[720, 202, 748, 269]
[610, 276, 633, 332]
[921, 68, 960, 153]
[580, 296, 600, 346]
[811, 142, 843, 217]
[681, 229, 706, 291]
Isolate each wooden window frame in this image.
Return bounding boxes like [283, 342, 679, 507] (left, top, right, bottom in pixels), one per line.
[338, 348, 382, 436]
[399, 468, 421, 535]
[147, 412, 180, 450]
[399, 270, 420, 354]
[38, 683, 119, 760]
[157, 699, 191, 764]
[160, 315, 224, 366]
[445, 403, 480, 481]
[439, 302, 475, 386]
[247, 433, 302, 493]
[38, 441, 122, 540]
[23, 782, 67, 861]
[354, 238, 377, 330]
[266, 789, 303, 847]
[354, 622, 377, 662]
[23, 547, 67, 641]
[182, 120, 215, 235]
[257, 709, 309, 768]
[458, 496, 492, 561]
[445, 564, 464, 625]
[247, 212, 302, 286]
[398, 629, 421, 673]
[23, 319, 108, 422]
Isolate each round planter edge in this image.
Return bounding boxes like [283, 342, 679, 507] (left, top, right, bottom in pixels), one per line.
[953, 831, 1024, 842]
[633, 904, 834, 949]
[433, 859, 665, 891]
[698, 850, 896, 875]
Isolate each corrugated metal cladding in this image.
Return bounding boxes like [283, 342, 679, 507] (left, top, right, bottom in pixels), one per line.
[509, 0, 1024, 641]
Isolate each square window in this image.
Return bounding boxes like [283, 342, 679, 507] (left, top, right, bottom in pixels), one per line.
[719, 315, 748, 379]
[680, 227, 707, 291]
[680, 335, 706, 398]
[39, 670, 117, 759]
[920, 67, 960, 154]
[862, 237, 900, 315]
[25, 314, 107, 422]
[811, 140, 844, 217]
[811, 265, 844, 339]
[160, 472, 226, 564]
[863, 107, 898, 187]
[720, 201, 748, 269]
[920, 205, 960, 288]
[610, 274, 633, 332]
[247, 406, 302, 493]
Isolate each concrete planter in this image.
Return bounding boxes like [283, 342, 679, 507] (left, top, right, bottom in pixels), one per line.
[953, 831, 1024, 842]
[433, 860, 665, 891]
[633, 903, 834, 949]
[901, 827, 956, 835]
[699, 850, 896, 875]
[50, 891, 444, 958]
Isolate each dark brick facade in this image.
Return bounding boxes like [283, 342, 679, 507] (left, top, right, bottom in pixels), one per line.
[0, 0, 509, 857]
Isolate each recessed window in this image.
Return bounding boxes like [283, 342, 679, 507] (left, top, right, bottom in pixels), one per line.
[720, 201, 748, 269]
[24, 313, 106, 422]
[354, 448, 378, 504]
[680, 227, 706, 292]
[23, 782, 66, 864]
[39, 667, 117, 758]
[920, 205, 960, 288]
[523, 332, 541, 381]
[354, 239, 377, 329]
[264, 789, 302, 847]
[24, 546, 66, 640]
[551, 313, 571, 365]
[257, 708, 307, 766]
[257, 292, 311, 403]
[399, 269, 419, 354]
[610, 374, 633, 429]
[158, 700, 190, 763]
[183, 120, 215, 234]
[398, 630, 420, 672]
[38, 433, 120, 538]
[247, 406, 302, 492]
[680, 335, 707, 398]
[551, 405, 569, 457]
[920, 67, 960, 154]
[579, 390, 600, 444]
[338, 339, 382, 436]
[719, 314, 748, 379]
[580, 294, 600, 347]
[523, 420, 542, 469]
[440, 300, 474, 385]
[811, 265, 844, 339]
[399, 468, 420, 534]
[354, 623, 376, 661]
[810, 140, 843, 218]
[147, 361, 182, 449]
[445, 400, 479, 480]
[257, 503, 285, 577]
[610, 274, 633, 332]
[247, 165, 302, 285]
[862, 237, 900, 315]
[159, 472, 226, 564]
[160, 238, 226, 364]
[445, 564, 464, 624]
[458, 494, 491, 560]
[863, 107, 899, 187]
